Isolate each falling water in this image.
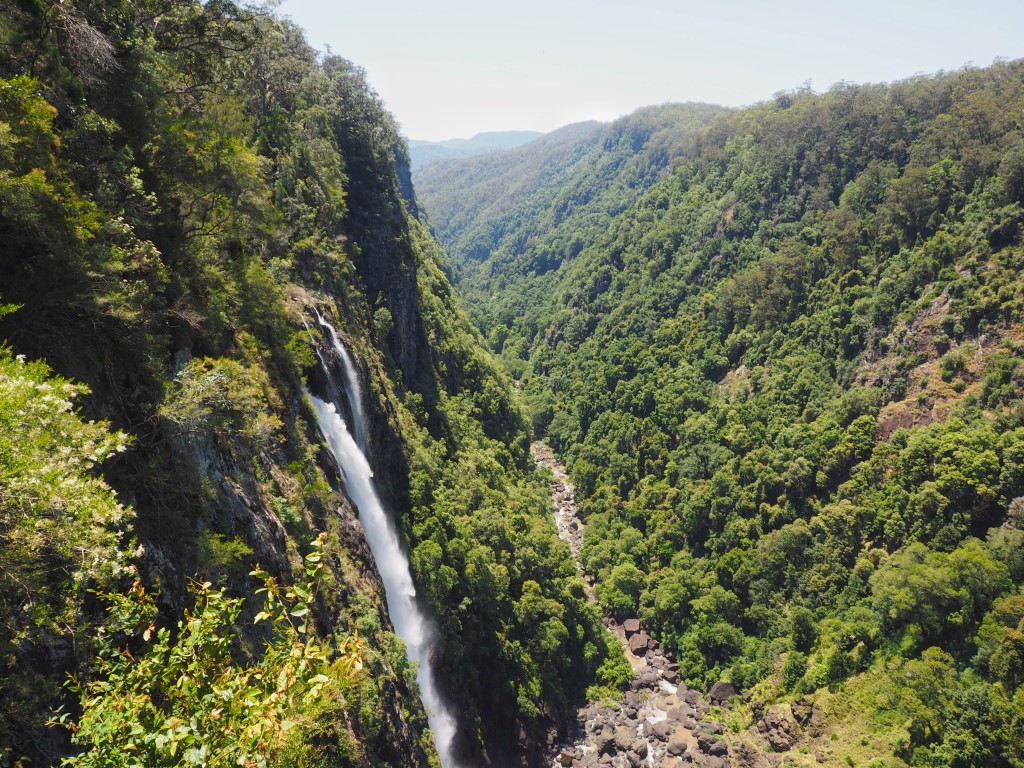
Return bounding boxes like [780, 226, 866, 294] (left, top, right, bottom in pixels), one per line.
[316, 312, 366, 450]
[310, 319, 461, 767]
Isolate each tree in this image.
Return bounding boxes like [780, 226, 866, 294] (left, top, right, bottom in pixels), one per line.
[54, 537, 361, 768]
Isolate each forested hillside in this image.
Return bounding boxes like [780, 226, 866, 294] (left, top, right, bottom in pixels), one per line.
[0, 3, 619, 766]
[414, 104, 721, 278]
[423, 64, 1024, 766]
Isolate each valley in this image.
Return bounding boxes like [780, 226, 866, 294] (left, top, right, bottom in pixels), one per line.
[1, 3, 1023, 767]
[418, 60, 1024, 767]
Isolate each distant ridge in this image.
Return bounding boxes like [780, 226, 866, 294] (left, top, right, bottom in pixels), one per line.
[408, 130, 543, 170]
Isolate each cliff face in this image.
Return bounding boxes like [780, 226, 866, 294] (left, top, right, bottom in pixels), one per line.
[0, 5, 433, 766]
[0, 4, 613, 766]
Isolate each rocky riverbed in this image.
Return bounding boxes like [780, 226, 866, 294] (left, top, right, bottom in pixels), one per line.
[533, 443, 743, 768]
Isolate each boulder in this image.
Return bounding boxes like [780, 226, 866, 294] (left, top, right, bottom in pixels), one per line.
[651, 720, 672, 740]
[557, 750, 575, 766]
[630, 669, 659, 691]
[702, 721, 724, 735]
[623, 618, 641, 636]
[594, 727, 615, 755]
[667, 705, 691, 721]
[667, 738, 689, 756]
[630, 739, 648, 758]
[614, 727, 634, 752]
[791, 697, 814, 726]
[628, 632, 651, 654]
[697, 733, 728, 757]
[708, 681, 739, 704]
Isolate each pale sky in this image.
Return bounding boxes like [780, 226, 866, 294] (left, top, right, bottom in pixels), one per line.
[277, 0, 1024, 142]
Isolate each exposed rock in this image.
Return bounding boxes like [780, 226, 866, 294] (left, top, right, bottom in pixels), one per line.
[630, 668, 659, 691]
[594, 727, 614, 755]
[791, 697, 814, 726]
[557, 749, 575, 766]
[708, 681, 738, 704]
[667, 738, 689, 756]
[628, 632, 651, 654]
[757, 708, 798, 752]
[697, 732, 728, 757]
[728, 739, 771, 768]
[614, 727, 634, 751]
[667, 706, 688, 721]
[623, 618, 641, 636]
[651, 720, 672, 740]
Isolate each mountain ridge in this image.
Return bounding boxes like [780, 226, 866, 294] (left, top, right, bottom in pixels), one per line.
[408, 130, 544, 170]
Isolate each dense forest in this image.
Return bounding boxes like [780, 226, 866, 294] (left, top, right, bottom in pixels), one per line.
[0, 2, 621, 767]
[419, 62, 1024, 766]
[6, 0, 1024, 765]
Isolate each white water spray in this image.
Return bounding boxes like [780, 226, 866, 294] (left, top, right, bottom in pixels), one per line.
[316, 312, 366, 450]
[310, 318, 461, 767]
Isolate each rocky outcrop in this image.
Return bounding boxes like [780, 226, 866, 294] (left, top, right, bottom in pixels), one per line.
[757, 707, 799, 752]
[708, 681, 739, 705]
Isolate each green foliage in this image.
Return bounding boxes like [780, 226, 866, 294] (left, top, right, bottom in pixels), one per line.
[55, 538, 361, 768]
[781, 651, 809, 693]
[429, 60, 1024, 760]
[160, 356, 283, 447]
[1, 2, 603, 764]
[0, 347, 132, 762]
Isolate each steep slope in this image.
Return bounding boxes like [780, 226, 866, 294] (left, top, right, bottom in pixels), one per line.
[414, 104, 723, 281]
[0, 3, 619, 766]
[435, 65, 1024, 766]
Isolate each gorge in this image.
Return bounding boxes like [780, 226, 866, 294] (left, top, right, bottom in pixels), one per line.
[1, 2, 1024, 767]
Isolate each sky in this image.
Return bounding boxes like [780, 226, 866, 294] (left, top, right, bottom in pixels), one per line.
[277, 0, 1024, 142]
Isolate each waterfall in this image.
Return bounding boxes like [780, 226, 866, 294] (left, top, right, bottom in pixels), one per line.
[310, 318, 461, 767]
[315, 312, 366, 450]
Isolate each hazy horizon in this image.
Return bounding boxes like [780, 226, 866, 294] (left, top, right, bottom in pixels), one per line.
[278, 0, 1024, 142]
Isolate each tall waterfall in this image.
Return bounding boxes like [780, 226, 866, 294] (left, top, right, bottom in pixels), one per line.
[310, 317, 461, 767]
